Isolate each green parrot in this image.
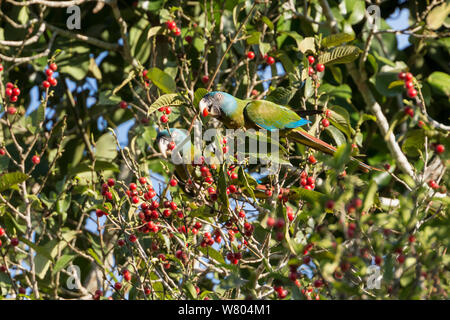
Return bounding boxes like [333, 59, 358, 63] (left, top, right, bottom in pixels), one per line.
[199, 91, 381, 172]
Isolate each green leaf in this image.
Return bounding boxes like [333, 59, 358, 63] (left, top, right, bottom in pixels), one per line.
[362, 180, 377, 212]
[325, 125, 346, 146]
[88, 57, 102, 80]
[199, 246, 226, 264]
[218, 165, 230, 209]
[95, 133, 117, 161]
[147, 26, 163, 39]
[289, 187, 327, 203]
[321, 33, 355, 48]
[246, 31, 261, 45]
[266, 87, 295, 105]
[427, 71, 450, 96]
[318, 45, 361, 65]
[261, 16, 274, 30]
[426, 2, 450, 30]
[147, 67, 177, 93]
[402, 129, 425, 157]
[52, 254, 76, 275]
[30, 104, 45, 134]
[374, 72, 405, 97]
[298, 37, 316, 54]
[194, 88, 208, 109]
[0, 172, 28, 193]
[184, 281, 198, 299]
[98, 90, 121, 105]
[280, 31, 303, 50]
[329, 106, 354, 139]
[69, 161, 119, 176]
[388, 80, 405, 89]
[347, 0, 365, 25]
[148, 93, 184, 116]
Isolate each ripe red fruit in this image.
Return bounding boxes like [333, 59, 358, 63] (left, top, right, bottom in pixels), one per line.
[173, 27, 181, 36]
[9, 96, 17, 103]
[308, 66, 315, 76]
[247, 51, 255, 60]
[267, 217, 275, 228]
[10, 238, 19, 246]
[265, 189, 272, 196]
[308, 155, 317, 164]
[307, 177, 315, 185]
[325, 200, 335, 210]
[321, 118, 330, 127]
[230, 172, 238, 180]
[7, 106, 16, 115]
[405, 81, 414, 89]
[6, 82, 14, 89]
[166, 20, 176, 30]
[42, 81, 50, 88]
[114, 282, 122, 290]
[160, 114, 168, 123]
[49, 77, 58, 87]
[315, 63, 325, 72]
[404, 106, 414, 117]
[266, 56, 275, 65]
[435, 144, 445, 154]
[251, 89, 258, 96]
[139, 177, 147, 185]
[132, 196, 139, 204]
[184, 35, 192, 43]
[398, 72, 406, 80]
[169, 179, 177, 187]
[119, 101, 128, 109]
[129, 234, 137, 242]
[18, 287, 26, 294]
[0, 65, 2, 72]
[408, 235, 416, 243]
[46, 69, 53, 77]
[287, 212, 294, 221]
[307, 56, 315, 64]
[12, 88, 20, 96]
[303, 256, 311, 264]
[397, 254, 405, 264]
[428, 180, 439, 189]
[117, 239, 125, 246]
[129, 183, 137, 191]
[201, 75, 209, 84]
[405, 72, 413, 81]
[5, 88, 12, 96]
[32, 155, 40, 165]
[0, 228, 4, 236]
[95, 209, 105, 217]
[164, 106, 172, 115]
[107, 178, 115, 187]
[374, 256, 382, 265]
[49, 63, 58, 71]
[314, 279, 323, 288]
[0, 148, 5, 156]
[407, 88, 417, 98]
[325, 109, 331, 118]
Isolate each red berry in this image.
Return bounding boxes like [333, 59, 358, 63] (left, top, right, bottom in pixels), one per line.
[0, 148, 5, 156]
[184, 35, 192, 43]
[321, 118, 330, 127]
[397, 254, 405, 264]
[5, 88, 12, 96]
[114, 282, 122, 290]
[42, 81, 50, 88]
[12, 88, 20, 96]
[164, 106, 172, 115]
[308, 66, 315, 76]
[325, 109, 331, 118]
[117, 239, 125, 246]
[160, 115, 169, 123]
[308, 155, 317, 164]
[374, 256, 382, 265]
[7, 106, 16, 115]
[435, 144, 445, 154]
[129, 234, 137, 242]
[95, 209, 105, 217]
[230, 172, 238, 180]
[119, 101, 128, 109]
[266, 56, 275, 65]
[49, 77, 58, 87]
[132, 196, 139, 204]
[0, 228, 4, 237]
[166, 21, 176, 30]
[428, 180, 439, 189]
[173, 27, 181, 36]
[0, 65, 2, 72]
[6, 82, 14, 89]
[49, 63, 58, 71]
[228, 185, 237, 193]
[107, 178, 115, 187]
[405, 81, 414, 89]
[129, 183, 137, 190]
[251, 89, 258, 96]
[404, 107, 414, 117]
[398, 72, 406, 80]
[314, 279, 323, 288]
[307, 56, 315, 64]
[315, 63, 325, 72]
[139, 177, 147, 185]
[326, 200, 335, 210]
[9, 96, 17, 103]
[169, 179, 177, 187]
[32, 155, 40, 165]
[46, 69, 53, 77]
[408, 235, 416, 243]
[405, 72, 413, 81]
[247, 51, 255, 60]
[407, 88, 417, 98]
[10, 238, 19, 246]
[307, 177, 315, 185]
[18, 287, 26, 294]
[267, 217, 275, 227]
[265, 189, 272, 197]
[201, 75, 209, 84]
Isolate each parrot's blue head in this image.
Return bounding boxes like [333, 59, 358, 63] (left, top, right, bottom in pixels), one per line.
[156, 128, 189, 158]
[199, 91, 237, 118]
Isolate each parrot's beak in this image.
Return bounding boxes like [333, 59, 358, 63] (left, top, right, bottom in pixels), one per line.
[199, 98, 221, 118]
[157, 137, 170, 158]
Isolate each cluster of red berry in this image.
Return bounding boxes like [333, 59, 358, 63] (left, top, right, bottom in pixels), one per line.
[263, 54, 275, 65]
[157, 105, 172, 123]
[307, 55, 325, 76]
[226, 251, 242, 265]
[300, 171, 316, 190]
[273, 285, 288, 299]
[42, 63, 58, 89]
[398, 71, 417, 98]
[266, 216, 285, 241]
[166, 20, 181, 36]
[5, 82, 20, 103]
[0, 227, 19, 248]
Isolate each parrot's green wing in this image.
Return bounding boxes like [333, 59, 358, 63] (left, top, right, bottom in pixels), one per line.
[244, 100, 310, 131]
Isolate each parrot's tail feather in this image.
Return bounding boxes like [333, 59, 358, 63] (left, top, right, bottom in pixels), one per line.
[289, 129, 383, 172]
